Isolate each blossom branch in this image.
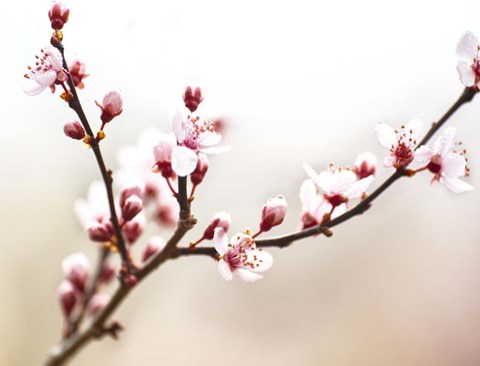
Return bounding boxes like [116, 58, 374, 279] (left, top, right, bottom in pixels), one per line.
[53, 41, 131, 270]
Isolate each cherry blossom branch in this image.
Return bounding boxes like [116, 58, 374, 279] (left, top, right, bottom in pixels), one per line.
[53, 41, 131, 270]
[45, 177, 196, 366]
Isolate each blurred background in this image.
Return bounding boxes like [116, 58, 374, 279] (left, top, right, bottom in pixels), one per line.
[1, 0, 480, 365]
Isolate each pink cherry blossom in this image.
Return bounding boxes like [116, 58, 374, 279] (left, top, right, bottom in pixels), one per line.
[171, 109, 230, 176]
[152, 133, 177, 179]
[121, 194, 143, 222]
[456, 31, 480, 89]
[142, 236, 166, 262]
[414, 127, 474, 193]
[48, 1, 70, 30]
[214, 228, 273, 283]
[190, 153, 209, 185]
[353, 152, 377, 179]
[58, 281, 77, 319]
[203, 211, 232, 240]
[375, 119, 424, 168]
[75, 181, 109, 229]
[299, 179, 330, 230]
[260, 195, 287, 232]
[88, 293, 110, 317]
[96, 91, 123, 125]
[62, 252, 90, 293]
[304, 163, 373, 216]
[183, 86, 204, 113]
[69, 59, 88, 89]
[24, 46, 68, 96]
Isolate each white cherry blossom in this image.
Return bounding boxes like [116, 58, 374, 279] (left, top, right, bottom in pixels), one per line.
[415, 127, 473, 193]
[214, 228, 273, 283]
[375, 119, 424, 168]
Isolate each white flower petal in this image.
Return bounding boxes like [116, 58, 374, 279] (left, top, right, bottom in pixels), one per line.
[171, 146, 198, 176]
[345, 175, 373, 199]
[456, 31, 479, 60]
[218, 260, 233, 281]
[23, 82, 48, 96]
[214, 228, 229, 255]
[198, 131, 222, 147]
[330, 170, 357, 195]
[383, 154, 395, 168]
[375, 123, 397, 149]
[172, 110, 187, 142]
[235, 268, 263, 283]
[457, 62, 476, 87]
[433, 127, 456, 156]
[299, 179, 318, 212]
[442, 152, 466, 178]
[247, 249, 273, 273]
[440, 175, 474, 193]
[303, 164, 320, 186]
[199, 145, 232, 155]
[405, 119, 424, 142]
[414, 146, 433, 162]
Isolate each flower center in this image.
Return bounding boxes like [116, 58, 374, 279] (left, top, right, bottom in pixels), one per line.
[324, 194, 348, 208]
[393, 143, 414, 168]
[427, 155, 442, 174]
[184, 116, 215, 149]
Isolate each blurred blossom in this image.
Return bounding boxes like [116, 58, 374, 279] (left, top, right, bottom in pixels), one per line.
[214, 228, 273, 283]
[375, 119, 424, 168]
[75, 181, 109, 229]
[88, 293, 111, 317]
[62, 252, 90, 293]
[299, 179, 329, 230]
[58, 281, 77, 319]
[353, 152, 377, 179]
[142, 236, 166, 262]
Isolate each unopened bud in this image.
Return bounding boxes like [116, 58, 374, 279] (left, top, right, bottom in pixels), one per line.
[63, 120, 85, 140]
[119, 186, 143, 208]
[203, 211, 231, 240]
[62, 252, 90, 293]
[190, 153, 209, 185]
[260, 195, 287, 232]
[48, 2, 70, 31]
[69, 59, 88, 89]
[183, 86, 203, 112]
[121, 195, 143, 222]
[87, 221, 113, 242]
[123, 220, 144, 244]
[353, 152, 377, 179]
[123, 274, 138, 287]
[58, 281, 77, 319]
[152, 134, 176, 178]
[142, 236, 166, 262]
[88, 293, 110, 317]
[99, 260, 116, 284]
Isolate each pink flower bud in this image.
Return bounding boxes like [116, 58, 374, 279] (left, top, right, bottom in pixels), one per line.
[124, 274, 138, 287]
[203, 211, 231, 240]
[63, 120, 85, 140]
[87, 221, 113, 242]
[260, 195, 287, 232]
[58, 281, 77, 319]
[119, 186, 143, 208]
[88, 293, 110, 317]
[152, 133, 176, 178]
[190, 153, 209, 185]
[183, 86, 203, 112]
[353, 152, 377, 179]
[69, 59, 88, 89]
[123, 220, 144, 244]
[142, 236, 166, 262]
[95, 91, 123, 124]
[62, 252, 90, 293]
[121, 194, 143, 222]
[99, 260, 116, 284]
[48, 2, 70, 30]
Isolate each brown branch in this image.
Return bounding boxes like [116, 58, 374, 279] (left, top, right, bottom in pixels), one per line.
[53, 41, 131, 269]
[45, 177, 196, 366]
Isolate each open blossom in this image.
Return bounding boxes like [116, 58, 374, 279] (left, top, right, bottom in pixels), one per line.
[96, 91, 123, 125]
[171, 108, 230, 176]
[456, 31, 480, 88]
[260, 195, 287, 232]
[304, 163, 373, 216]
[24, 46, 68, 96]
[214, 228, 273, 283]
[415, 127, 474, 193]
[375, 119, 423, 168]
